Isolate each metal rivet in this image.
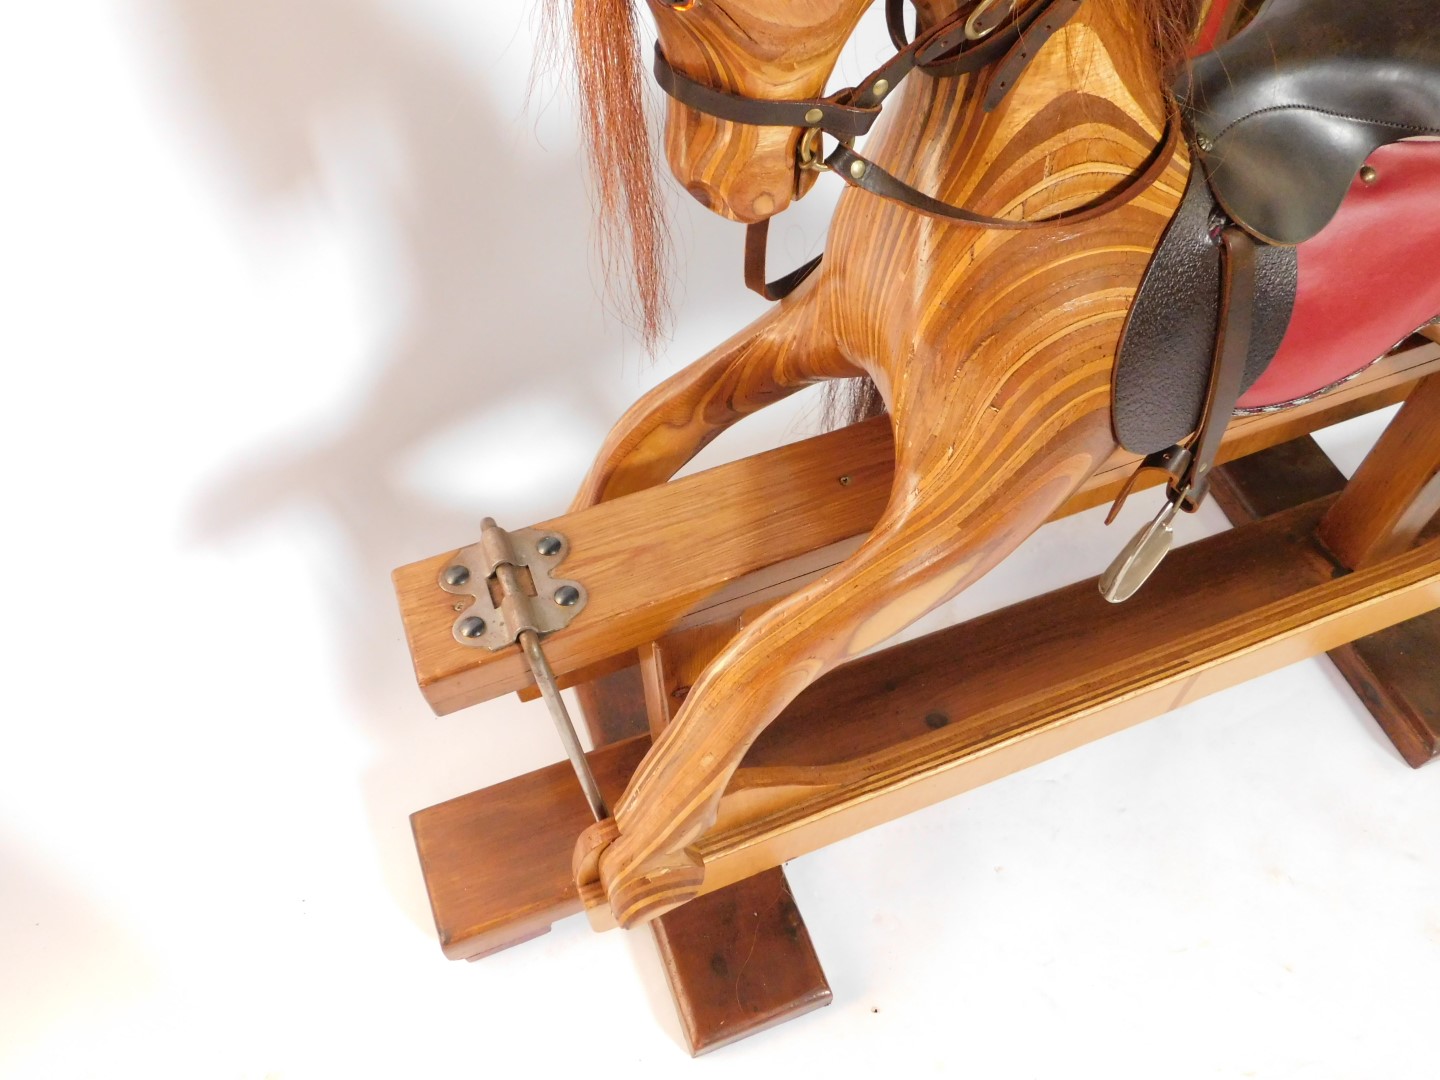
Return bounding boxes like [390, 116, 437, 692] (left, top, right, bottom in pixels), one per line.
[443, 565, 470, 587]
[849, 160, 867, 180]
[839, 474, 852, 486]
[871, 79, 890, 99]
[536, 535, 562, 557]
[1360, 165, 1379, 185]
[1196, 133, 1215, 152]
[804, 107, 824, 126]
[554, 585, 580, 607]
[458, 616, 486, 638]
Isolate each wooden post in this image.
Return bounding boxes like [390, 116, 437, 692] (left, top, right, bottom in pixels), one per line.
[1318, 374, 1440, 570]
[1212, 436, 1440, 768]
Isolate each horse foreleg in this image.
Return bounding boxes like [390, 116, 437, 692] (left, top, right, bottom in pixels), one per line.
[577, 380, 1119, 927]
[572, 287, 859, 508]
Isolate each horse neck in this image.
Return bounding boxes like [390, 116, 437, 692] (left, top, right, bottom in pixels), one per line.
[880, 0, 1171, 201]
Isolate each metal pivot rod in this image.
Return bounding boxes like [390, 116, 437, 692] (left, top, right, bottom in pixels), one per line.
[517, 626, 610, 822]
[438, 516, 608, 822]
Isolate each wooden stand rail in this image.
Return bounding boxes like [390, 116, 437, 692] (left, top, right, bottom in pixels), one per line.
[395, 340, 1440, 716]
[405, 336, 1440, 1053]
[411, 495, 1440, 958]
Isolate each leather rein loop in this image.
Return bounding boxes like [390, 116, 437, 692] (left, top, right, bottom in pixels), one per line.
[654, 0, 1175, 300]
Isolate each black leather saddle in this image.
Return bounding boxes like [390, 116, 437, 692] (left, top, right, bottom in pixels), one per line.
[1114, 0, 1440, 460]
[1103, 0, 1440, 600]
[1183, 0, 1440, 247]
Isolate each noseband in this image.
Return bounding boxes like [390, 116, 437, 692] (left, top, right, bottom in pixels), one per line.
[653, 0, 1178, 299]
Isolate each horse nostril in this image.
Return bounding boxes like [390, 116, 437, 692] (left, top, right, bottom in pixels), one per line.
[686, 181, 717, 210]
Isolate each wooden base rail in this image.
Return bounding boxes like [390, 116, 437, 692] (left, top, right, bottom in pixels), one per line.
[395, 339, 1440, 716]
[411, 495, 1440, 956]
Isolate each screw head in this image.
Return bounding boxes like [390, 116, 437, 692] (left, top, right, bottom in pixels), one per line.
[536, 535, 563, 557]
[443, 565, 470, 587]
[1360, 165, 1379, 185]
[849, 159, 867, 180]
[554, 585, 581, 608]
[458, 616, 486, 638]
[804, 107, 824, 126]
[1196, 133, 1215, 153]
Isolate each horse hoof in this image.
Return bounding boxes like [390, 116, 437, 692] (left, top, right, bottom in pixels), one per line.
[600, 838, 705, 928]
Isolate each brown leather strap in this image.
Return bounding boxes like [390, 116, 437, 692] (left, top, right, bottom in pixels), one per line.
[887, 0, 912, 49]
[983, 0, 1085, 110]
[1106, 221, 1258, 521]
[1177, 224, 1256, 507]
[652, 47, 883, 139]
[744, 220, 824, 301]
[825, 110, 1179, 231]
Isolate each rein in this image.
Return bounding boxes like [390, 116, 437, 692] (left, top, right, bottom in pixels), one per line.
[652, 0, 1178, 300]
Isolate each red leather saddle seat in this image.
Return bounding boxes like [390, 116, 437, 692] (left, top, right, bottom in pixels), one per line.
[1237, 140, 1440, 410]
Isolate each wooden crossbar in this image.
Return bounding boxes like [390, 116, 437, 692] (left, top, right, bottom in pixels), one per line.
[411, 497, 1440, 955]
[395, 339, 1440, 715]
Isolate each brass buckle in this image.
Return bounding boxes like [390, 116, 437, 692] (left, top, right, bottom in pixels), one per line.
[798, 127, 830, 172]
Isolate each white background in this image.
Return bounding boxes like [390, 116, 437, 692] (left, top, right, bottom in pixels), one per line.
[2, 3, 1436, 1078]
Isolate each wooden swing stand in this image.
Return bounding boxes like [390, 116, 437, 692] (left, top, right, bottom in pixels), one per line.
[395, 332, 1440, 1054]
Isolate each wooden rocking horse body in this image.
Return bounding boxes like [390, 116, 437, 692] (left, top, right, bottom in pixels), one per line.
[398, 0, 1440, 1045]
[560, 0, 1440, 926]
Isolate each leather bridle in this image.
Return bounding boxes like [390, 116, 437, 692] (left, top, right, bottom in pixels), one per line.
[652, 0, 1179, 299]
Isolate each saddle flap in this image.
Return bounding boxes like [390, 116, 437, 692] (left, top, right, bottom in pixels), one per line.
[1113, 160, 1297, 455]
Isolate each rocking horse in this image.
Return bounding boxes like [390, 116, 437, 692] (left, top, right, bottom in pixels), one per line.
[397, 0, 1440, 1051]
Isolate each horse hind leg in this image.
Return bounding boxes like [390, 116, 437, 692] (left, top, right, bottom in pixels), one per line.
[572, 285, 861, 509]
[580, 380, 1120, 926]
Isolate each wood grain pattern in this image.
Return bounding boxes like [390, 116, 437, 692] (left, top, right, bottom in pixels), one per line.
[575, 0, 1440, 921]
[409, 498, 1440, 953]
[396, 340, 1440, 715]
[1318, 374, 1440, 569]
[649, 0, 869, 222]
[639, 612, 831, 1053]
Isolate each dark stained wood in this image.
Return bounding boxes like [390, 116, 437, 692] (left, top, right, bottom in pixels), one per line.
[573, 663, 650, 746]
[409, 497, 1440, 954]
[1208, 435, 1348, 521]
[652, 871, 831, 1055]
[410, 737, 649, 960]
[1211, 436, 1440, 769]
[1318, 374, 1440, 570]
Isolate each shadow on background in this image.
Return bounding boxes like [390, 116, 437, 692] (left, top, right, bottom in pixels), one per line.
[146, 0, 655, 932]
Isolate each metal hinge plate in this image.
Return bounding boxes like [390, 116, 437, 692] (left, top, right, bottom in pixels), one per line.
[439, 520, 587, 650]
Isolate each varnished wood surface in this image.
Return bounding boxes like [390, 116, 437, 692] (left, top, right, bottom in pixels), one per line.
[1318, 374, 1440, 570]
[394, 340, 1440, 714]
[638, 608, 831, 1053]
[1212, 437, 1439, 769]
[410, 498, 1440, 950]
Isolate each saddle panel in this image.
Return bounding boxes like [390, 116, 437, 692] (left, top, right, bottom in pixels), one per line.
[1238, 140, 1440, 410]
[1181, 0, 1440, 245]
[1112, 161, 1297, 455]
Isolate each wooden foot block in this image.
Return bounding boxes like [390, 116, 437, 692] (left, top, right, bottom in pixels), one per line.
[1212, 436, 1440, 767]
[411, 737, 650, 960]
[652, 869, 831, 1055]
